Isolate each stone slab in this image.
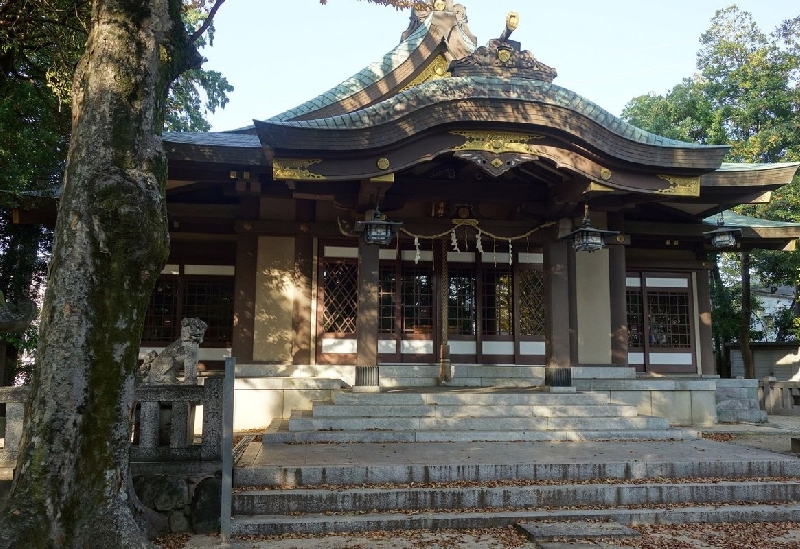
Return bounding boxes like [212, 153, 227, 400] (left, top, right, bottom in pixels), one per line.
[233, 481, 800, 514]
[229, 504, 800, 537]
[517, 520, 639, 541]
[243, 438, 794, 488]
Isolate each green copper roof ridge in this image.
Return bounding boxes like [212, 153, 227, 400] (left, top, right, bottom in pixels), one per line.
[718, 162, 800, 171]
[703, 210, 800, 228]
[268, 14, 437, 123]
[266, 76, 727, 151]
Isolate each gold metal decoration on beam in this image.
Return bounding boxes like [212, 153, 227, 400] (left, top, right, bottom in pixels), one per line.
[451, 130, 544, 155]
[376, 157, 391, 170]
[400, 55, 451, 92]
[273, 158, 326, 181]
[599, 168, 612, 181]
[369, 173, 395, 183]
[655, 175, 701, 197]
[587, 182, 615, 192]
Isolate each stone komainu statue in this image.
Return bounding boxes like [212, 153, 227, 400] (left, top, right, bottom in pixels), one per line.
[139, 317, 208, 385]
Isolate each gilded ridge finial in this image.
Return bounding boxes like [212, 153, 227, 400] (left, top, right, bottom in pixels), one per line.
[500, 11, 519, 42]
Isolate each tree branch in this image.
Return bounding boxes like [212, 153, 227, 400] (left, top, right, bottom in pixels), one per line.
[190, 0, 226, 44]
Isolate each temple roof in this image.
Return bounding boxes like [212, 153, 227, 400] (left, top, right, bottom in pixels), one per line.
[160, 2, 800, 242]
[255, 76, 729, 172]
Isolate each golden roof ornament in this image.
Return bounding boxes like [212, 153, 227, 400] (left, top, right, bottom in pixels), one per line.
[448, 10, 557, 82]
[499, 11, 519, 42]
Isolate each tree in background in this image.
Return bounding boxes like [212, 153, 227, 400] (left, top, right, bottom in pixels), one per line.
[622, 7, 800, 376]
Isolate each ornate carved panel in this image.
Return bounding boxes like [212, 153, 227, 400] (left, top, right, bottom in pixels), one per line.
[273, 158, 326, 181]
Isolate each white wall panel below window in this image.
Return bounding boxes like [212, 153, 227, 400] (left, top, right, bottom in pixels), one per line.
[520, 341, 546, 355]
[401, 340, 434, 354]
[321, 339, 357, 354]
[483, 341, 514, 355]
[649, 352, 693, 365]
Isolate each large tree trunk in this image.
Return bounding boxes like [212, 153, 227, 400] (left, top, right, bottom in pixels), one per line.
[740, 251, 755, 379]
[0, 1, 199, 547]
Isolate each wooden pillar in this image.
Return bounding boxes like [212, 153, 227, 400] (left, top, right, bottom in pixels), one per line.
[293, 200, 315, 365]
[608, 244, 628, 368]
[544, 240, 576, 371]
[439, 238, 450, 382]
[232, 232, 257, 363]
[696, 267, 715, 375]
[567, 244, 579, 366]
[355, 238, 380, 391]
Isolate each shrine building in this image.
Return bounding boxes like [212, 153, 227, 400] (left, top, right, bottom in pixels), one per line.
[152, 2, 800, 425]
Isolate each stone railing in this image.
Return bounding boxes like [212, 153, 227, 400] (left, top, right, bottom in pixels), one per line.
[132, 378, 225, 465]
[2, 374, 233, 468]
[760, 379, 800, 416]
[0, 386, 29, 468]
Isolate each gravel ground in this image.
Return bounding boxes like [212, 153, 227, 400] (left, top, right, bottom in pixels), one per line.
[157, 522, 800, 549]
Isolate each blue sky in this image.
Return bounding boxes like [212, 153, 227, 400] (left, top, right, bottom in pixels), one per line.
[201, 1, 799, 131]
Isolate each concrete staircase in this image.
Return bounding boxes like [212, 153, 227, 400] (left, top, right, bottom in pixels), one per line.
[262, 387, 696, 444]
[231, 438, 800, 536]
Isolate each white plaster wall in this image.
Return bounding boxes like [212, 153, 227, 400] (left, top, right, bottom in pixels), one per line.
[253, 236, 295, 362]
[575, 249, 612, 364]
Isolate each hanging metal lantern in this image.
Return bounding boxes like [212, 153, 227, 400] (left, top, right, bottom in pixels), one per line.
[355, 203, 402, 246]
[563, 205, 619, 252]
[704, 212, 741, 249]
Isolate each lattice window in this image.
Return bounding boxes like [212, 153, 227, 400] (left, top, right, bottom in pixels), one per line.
[482, 267, 513, 336]
[626, 289, 644, 347]
[519, 269, 545, 336]
[402, 266, 433, 334]
[322, 262, 358, 334]
[183, 278, 235, 345]
[647, 290, 691, 348]
[448, 267, 476, 336]
[142, 278, 179, 343]
[379, 266, 396, 334]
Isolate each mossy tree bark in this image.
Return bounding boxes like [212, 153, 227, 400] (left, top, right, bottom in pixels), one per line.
[0, 0, 201, 547]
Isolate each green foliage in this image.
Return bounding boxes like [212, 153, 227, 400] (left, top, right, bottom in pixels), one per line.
[622, 6, 800, 347]
[165, 68, 233, 132]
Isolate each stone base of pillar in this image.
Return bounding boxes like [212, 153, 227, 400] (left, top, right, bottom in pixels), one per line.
[353, 365, 380, 392]
[439, 345, 451, 384]
[545, 366, 572, 387]
[351, 385, 381, 393]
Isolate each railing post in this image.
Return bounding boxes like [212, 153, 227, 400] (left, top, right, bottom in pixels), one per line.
[220, 357, 235, 543]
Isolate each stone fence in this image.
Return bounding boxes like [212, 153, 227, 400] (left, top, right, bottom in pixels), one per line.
[1, 360, 234, 536]
[760, 379, 800, 416]
[132, 378, 225, 464]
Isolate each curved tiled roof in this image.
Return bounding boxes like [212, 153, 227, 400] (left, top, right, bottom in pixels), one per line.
[266, 77, 714, 150]
[256, 76, 730, 170]
[162, 132, 260, 148]
[269, 13, 470, 123]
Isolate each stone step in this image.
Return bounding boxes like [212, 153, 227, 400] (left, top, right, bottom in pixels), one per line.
[230, 503, 800, 536]
[287, 412, 669, 432]
[309, 403, 639, 418]
[262, 421, 695, 445]
[332, 391, 610, 407]
[240, 440, 795, 489]
[233, 481, 800, 515]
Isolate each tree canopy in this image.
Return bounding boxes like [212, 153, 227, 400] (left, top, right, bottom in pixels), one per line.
[622, 6, 800, 353]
